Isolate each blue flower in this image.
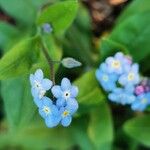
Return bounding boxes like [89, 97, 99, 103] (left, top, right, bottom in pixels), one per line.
[30, 69, 52, 101]
[59, 104, 77, 127]
[131, 92, 150, 111]
[119, 63, 140, 86]
[51, 78, 78, 107]
[105, 52, 129, 74]
[38, 97, 61, 128]
[108, 85, 136, 105]
[42, 23, 53, 33]
[96, 63, 118, 92]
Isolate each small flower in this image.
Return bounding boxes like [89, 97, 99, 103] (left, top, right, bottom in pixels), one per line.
[39, 97, 61, 128]
[96, 63, 118, 92]
[42, 23, 53, 33]
[119, 63, 140, 86]
[51, 78, 78, 107]
[134, 85, 144, 95]
[131, 92, 150, 111]
[59, 105, 77, 127]
[30, 69, 52, 101]
[105, 52, 129, 74]
[108, 86, 136, 105]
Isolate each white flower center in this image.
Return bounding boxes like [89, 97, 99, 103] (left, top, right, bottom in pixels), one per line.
[128, 72, 135, 81]
[39, 89, 46, 99]
[112, 60, 121, 69]
[34, 80, 42, 89]
[63, 91, 70, 99]
[43, 106, 51, 115]
[102, 75, 109, 81]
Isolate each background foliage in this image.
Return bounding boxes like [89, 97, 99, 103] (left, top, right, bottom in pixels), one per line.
[0, 0, 149, 149]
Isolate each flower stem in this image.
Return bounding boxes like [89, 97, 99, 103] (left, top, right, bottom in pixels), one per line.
[41, 42, 55, 85]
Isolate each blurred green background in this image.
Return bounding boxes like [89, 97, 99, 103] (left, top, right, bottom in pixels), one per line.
[0, 0, 150, 149]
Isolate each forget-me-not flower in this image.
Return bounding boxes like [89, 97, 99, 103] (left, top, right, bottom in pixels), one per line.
[105, 52, 129, 74]
[108, 85, 136, 105]
[59, 104, 77, 127]
[42, 23, 53, 33]
[30, 69, 52, 102]
[119, 63, 140, 86]
[96, 63, 118, 92]
[39, 97, 61, 128]
[51, 78, 78, 107]
[131, 92, 150, 111]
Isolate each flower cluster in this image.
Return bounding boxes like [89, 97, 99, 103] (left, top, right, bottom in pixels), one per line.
[30, 69, 78, 128]
[96, 52, 150, 111]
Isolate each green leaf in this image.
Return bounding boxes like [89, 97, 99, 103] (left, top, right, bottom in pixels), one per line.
[0, 22, 20, 50]
[0, 36, 39, 80]
[0, 0, 36, 25]
[87, 102, 113, 150]
[0, 76, 37, 130]
[37, 0, 79, 35]
[74, 70, 106, 115]
[117, 0, 150, 24]
[109, 12, 150, 62]
[124, 115, 150, 147]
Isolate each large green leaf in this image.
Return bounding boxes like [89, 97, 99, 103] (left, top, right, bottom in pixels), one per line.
[37, 0, 79, 35]
[0, 0, 36, 26]
[116, 0, 150, 24]
[0, 36, 39, 80]
[87, 102, 113, 150]
[0, 76, 37, 130]
[124, 115, 150, 147]
[110, 13, 150, 62]
[74, 70, 106, 115]
[0, 22, 20, 50]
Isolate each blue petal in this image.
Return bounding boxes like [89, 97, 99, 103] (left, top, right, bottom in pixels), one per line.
[61, 78, 71, 90]
[100, 63, 107, 72]
[31, 88, 39, 99]
[118, 75, 126, 86]
[45, 115, 60, 128]
[29, 74, 35, 86]
[42, 97, 53, 107]
[61, 116, 72, 127]
[42, 79, 53, 90]
[132, 63, 139, 73]
[39, 107, 46, 118]
[115, 52, 124, 59]
[66, 99, 78, 114]
[70, 86, 78, 97]
[131, 101, 146, 111]
[51, 85, 62, 98]
[56, 98, 66, 107]
[34, 69, 43, 81]
[108, 93, 118, 102]
[34, 98, 43, 107]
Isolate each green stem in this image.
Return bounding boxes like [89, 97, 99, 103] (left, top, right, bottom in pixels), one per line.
[41, 42, 55, 85]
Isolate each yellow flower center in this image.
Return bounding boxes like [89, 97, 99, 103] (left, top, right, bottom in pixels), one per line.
[63, 110, 69, 117]
[128, 72, 135, 81]
[112, 60, 121, 69]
